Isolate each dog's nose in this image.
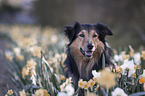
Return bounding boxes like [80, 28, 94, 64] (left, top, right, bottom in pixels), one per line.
[87, 43, 94, 49]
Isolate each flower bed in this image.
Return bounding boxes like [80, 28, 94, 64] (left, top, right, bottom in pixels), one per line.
[1, 25, 145, 96]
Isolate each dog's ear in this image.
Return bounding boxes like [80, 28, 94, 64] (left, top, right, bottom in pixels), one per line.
[95, 23, 113, 36]
[64, 22, 80, 42]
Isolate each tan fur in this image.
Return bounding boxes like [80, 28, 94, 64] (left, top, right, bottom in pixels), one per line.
[69, 30, 104, 80]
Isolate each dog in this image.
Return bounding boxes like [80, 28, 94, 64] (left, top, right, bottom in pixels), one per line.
[64, 22, 113, 95]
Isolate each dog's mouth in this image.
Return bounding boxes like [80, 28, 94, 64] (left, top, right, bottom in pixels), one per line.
[80, 48, 94, 58]
[85, 51, 93, 57]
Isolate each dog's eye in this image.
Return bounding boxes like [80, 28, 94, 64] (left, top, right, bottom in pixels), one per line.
[79, 34, 85, 37]
[93, 34, 98, 38]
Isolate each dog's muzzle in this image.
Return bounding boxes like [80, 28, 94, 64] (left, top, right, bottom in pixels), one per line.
[80, 48, 94, 58]
[80, 43, 94, 58]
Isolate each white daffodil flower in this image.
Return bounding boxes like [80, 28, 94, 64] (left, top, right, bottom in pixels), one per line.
[112, 87, 128, 96]
[13, 47, 21, 56]
[92, 70, 101, 78]
[133, 53, 141, 65]
[114, 54, 124, 62]
[65, 84, 74, 96]
[57, 92, 68, 96]
[120, 60, 135, 77]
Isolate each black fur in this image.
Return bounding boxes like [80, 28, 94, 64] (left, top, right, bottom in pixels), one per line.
[64, 22, 113, 96]
[64, 22, 81, 46]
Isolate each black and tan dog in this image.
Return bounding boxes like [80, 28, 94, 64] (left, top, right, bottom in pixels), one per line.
[64, 22, 113, 95]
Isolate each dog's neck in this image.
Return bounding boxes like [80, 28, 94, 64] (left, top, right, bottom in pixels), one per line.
[77, 57, 97, 80]
[70, 48, 103, 80]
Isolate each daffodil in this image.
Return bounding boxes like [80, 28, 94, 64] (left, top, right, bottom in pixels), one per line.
[65, 84, 74, 96]
[129, 51, 134, 57]
[92, 70, 101, 82]
[5, 51, 13, 61]
[120, 60, 135, 77]
[94, 84, 100, 92]
[129, 45, 134, 57]
[114, 54, 123, 62]
[121, 51, 130, 61]
[61, 53, 67, 59]
[50, 34, 58, 44]
[115, 66, 122, 73]
[114, 54, 119, 62]
[78, 79, 91, 90]
[57, 92, 68, 96]
[93, 77, 98, 82]
[7, 89, 14, 95]
[60, 77, 74, 93]
[141, 51, 145, 60]
[13, 47, 21, 56]
[35, 89, 44, 96]
[96, 67, 117, 89]
[132, 73, 136, 78]
[43, 89, 50, 96]
[33, 46, 42, 58]
[19, 90, 26, 96]
[114, 51, 130, 62]
[78, 79, 89, 90]
[78, 79, 84, 88]
[35, 89, 49, 96]
[139, 70, 145, 84]
[26, 59, 37, 70]
[112, 87, 128, 96]
[83, 81, 89, 90]
[21, 67, 29, 79]
[88, 79, 95, 89]
[16, 54, 24, 61]
[65, 77, 72, 85]
[139, 76, 145, 84]
[121, 51, 126, 56]
[60, 75, 66, 80]
[59, 78, 74, 96]
[123, 54, 130, 61]
[133, 53, 141, 65]
[60, 83, 66, 91]
[18, 37, 37, 48]
[92, 70, 101, 78]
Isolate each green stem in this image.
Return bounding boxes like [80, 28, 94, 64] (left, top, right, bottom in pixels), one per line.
[74, 87, 80, 95]
[132, 78, 139, 93]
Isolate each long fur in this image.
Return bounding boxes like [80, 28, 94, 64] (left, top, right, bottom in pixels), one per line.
[64, 22, 113, 96]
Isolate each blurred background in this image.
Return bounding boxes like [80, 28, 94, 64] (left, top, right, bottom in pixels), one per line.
[0, 0, 145, 95]
[0, 0, 145, 48]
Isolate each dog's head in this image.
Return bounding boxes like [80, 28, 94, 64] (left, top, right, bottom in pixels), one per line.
[65, 22, 113, 58]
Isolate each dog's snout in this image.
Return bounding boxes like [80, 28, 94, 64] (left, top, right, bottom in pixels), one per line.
[87, 43, 94, 49]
